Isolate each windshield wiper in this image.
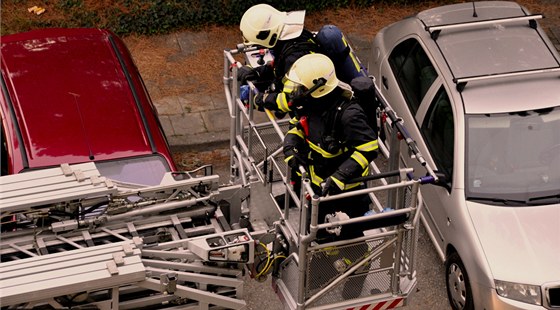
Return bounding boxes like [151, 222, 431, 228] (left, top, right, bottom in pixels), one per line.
[527, 193, 560, 205]
[467, 197, 526, 206]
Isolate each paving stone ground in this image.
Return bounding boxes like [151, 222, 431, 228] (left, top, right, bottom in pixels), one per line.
[147, 11, 560, 151]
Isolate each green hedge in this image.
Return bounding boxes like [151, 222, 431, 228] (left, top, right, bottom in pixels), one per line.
[3, 0, 427, 36]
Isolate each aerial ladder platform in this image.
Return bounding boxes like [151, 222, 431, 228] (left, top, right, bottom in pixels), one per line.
[222, 40, 438, 309]
[0, 39, 437, 310]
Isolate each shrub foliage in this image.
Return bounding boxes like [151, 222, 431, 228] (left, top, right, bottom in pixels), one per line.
[2, 0, 421, 36]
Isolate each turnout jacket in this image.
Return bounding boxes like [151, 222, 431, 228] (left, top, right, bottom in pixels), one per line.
[283, 88, 378, 191]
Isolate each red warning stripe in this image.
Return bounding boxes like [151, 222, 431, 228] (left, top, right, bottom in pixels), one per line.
[346, 298, 404, 310]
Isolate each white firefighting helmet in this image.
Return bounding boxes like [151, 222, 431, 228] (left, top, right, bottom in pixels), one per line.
[286, 53, 339, 98]
[240, 4, 305, 48]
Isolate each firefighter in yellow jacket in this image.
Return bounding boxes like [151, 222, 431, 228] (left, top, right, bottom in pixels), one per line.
[283, 53, 378, 242]
[283, 53, 378, 300]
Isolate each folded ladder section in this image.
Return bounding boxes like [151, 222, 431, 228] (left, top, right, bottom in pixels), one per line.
[0, 163, 252, 309]
[0, 162, 116, 214]
[0, 233, 251, 309]
[0, 240, 145, 307]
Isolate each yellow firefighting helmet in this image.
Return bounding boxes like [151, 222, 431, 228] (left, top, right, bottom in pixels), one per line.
[240, 4, 305, 48]
[286, 53, 339, 98]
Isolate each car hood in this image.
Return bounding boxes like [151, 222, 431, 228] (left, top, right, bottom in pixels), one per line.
[466, 201, 560, 285]
[1, 28, 154, 171]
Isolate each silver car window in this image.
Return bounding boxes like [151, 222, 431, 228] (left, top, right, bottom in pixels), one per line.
[388, 38, 438, 115]
[421, 87, 454, 180]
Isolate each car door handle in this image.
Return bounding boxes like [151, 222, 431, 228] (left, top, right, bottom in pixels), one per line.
[382, 76, 388, 89]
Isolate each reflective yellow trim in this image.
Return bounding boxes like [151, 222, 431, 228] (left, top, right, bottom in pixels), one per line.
[289, 116, 298, 125]
[325, 246, 339, 256]
[309, 166, 324, 187]
[341, 167, 370, 190]
[356, 140, 379, 152]
[351, 152, 369, 169]
[287, 127, 304, 139]
[284, 155, 294, 163]
[345, 183, 361, 190]
[310, 166, 370, 191]
[330, 176, 345, 190]
[308, 141, 343, 158]
[362, 167, 370, 176]
[342, 35, 360, 73]
[277, 93, 290, 112]
[342, 36, 349, 47]
[349, 52, 362, 72]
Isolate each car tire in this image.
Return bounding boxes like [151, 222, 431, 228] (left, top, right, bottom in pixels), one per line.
[445, 252, 474, 310]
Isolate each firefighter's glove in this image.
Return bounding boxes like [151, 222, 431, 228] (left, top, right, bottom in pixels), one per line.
[274, 111, 287, 119]
[287, 151, 307, 170]
[321, 176, 344, 197]
[253, 92, 265, 111]
[237, 66, 258, 85]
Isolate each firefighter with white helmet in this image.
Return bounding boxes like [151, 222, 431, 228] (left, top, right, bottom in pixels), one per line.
[239, 4, 305, 48]
[237, 4, 317, 114]
[237, 4, 319, 203]
[237, 4, 369, 117]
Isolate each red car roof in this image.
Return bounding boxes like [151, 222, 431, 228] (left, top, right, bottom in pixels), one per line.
[1, 28, 175, 173]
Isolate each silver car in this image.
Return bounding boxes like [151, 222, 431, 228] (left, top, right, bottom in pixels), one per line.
[369, 1, 560, 309]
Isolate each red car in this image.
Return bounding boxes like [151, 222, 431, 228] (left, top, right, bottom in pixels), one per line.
[1, 28, 176, 185]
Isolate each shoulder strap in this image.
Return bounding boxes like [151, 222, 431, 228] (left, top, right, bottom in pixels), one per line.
[326, 98, 353, 140]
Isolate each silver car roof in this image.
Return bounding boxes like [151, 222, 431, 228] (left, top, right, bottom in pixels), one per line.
[417, 1, 560, 114]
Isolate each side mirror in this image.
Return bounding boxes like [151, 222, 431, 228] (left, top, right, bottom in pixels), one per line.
[432, 171, 451, 191]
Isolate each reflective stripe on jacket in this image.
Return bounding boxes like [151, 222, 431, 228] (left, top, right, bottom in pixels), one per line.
[283, 90, 378, 191]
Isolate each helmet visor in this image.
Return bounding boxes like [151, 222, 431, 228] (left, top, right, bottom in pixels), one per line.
[243, 30, 278, 47]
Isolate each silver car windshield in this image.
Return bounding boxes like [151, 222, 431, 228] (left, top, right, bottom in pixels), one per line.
[466, 106, 560, 205]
